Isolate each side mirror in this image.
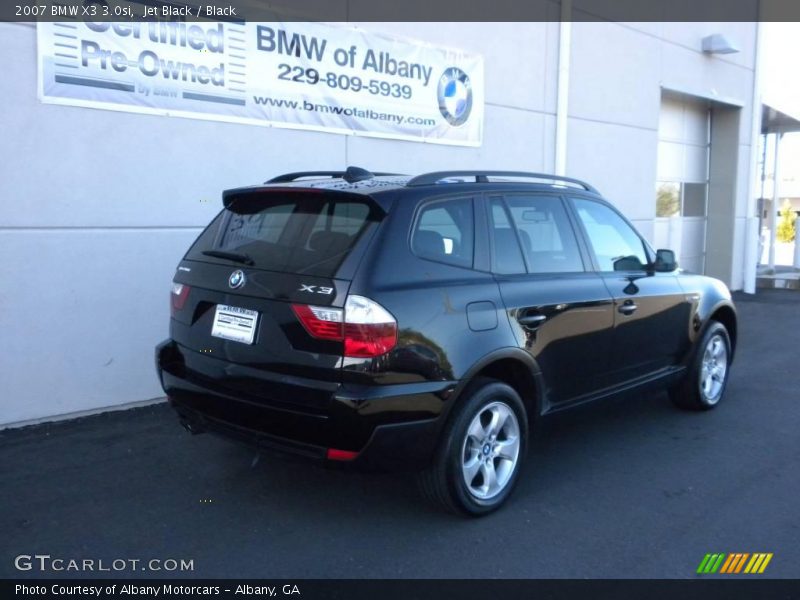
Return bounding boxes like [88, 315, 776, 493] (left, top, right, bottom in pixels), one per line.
[654, 249, 678, 272]
[613, 255, 645, 271]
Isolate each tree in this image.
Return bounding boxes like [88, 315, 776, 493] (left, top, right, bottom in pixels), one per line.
[656, 183, 680, 217]
[776, 199, 797, 243]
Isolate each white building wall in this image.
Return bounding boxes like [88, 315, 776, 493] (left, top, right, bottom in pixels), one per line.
[0, 19, 757, 426]
[566, 20, 756, 267]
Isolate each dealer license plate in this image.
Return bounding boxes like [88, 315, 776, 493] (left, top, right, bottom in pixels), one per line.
[211, 304, 258, 344]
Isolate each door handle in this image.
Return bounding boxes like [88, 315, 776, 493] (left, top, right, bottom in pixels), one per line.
[618, 302, 638, 315]
[518, 314, 547, 328]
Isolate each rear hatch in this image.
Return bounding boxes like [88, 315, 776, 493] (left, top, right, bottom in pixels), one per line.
[168, 187, 385, 413]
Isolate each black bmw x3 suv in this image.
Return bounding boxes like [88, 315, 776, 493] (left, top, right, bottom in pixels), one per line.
[156, 167, 736, 515]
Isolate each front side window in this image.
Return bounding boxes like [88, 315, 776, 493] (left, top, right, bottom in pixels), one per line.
[412, 197, 474, 268]
[572, 198, 649, 272]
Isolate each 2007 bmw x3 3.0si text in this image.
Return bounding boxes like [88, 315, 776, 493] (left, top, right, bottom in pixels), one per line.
[155, 167, 737, 516]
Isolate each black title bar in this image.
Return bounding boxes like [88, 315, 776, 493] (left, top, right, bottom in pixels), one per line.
[4, 579, 800, 600]
[4, 0, 800, 23]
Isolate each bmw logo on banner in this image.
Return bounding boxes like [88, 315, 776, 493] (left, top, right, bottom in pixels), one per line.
[437, 67, 473, 127]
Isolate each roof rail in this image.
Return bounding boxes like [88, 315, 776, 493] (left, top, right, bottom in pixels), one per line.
[267, 167, 401, 184]
[406, 171, 598, 194]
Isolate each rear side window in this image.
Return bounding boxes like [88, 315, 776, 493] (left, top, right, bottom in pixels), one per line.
[189, 193, 377, 277]
[503, 195, 584, 273]
[489, 198, 526, 275]
[412, 197, 474, 268]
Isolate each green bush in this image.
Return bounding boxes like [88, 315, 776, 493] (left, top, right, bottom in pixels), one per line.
[776, 199, 797, 243]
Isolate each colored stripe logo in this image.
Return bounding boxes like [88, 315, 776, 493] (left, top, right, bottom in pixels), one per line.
[697, 553, 773, 574]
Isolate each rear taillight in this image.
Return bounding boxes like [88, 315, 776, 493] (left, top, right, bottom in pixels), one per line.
[291, 295, 397, 358]
[342, 295, 397, 358]
[171, 282, 191, 316]
[291, 304, 343, 340]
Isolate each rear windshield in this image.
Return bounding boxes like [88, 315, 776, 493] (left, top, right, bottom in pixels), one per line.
[188, 193, 380, 277]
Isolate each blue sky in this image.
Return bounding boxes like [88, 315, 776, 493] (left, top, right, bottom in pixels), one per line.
[762, 23, 800, 120]
[762, 23, 800, 184]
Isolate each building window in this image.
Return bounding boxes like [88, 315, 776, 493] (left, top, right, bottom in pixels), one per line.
[656, 181, 707, 218]
[656, 182, 681, 217]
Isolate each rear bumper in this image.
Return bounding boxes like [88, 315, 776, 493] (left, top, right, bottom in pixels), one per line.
[156, 339, 452, 471]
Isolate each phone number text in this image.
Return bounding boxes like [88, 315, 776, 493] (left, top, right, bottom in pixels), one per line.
[278, 64, 413, 99]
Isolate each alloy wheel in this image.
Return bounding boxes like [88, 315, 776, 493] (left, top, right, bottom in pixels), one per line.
[460, 401, 521, 500]
[700, 333, 728, 404]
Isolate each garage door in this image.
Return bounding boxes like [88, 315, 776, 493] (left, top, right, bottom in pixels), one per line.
[653, 94, 710, 274]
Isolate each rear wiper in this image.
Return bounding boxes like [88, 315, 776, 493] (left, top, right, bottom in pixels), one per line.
[202, 249, 254, 265]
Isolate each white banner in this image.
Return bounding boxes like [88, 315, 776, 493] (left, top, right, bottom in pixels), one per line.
[37, 21, 484, 146]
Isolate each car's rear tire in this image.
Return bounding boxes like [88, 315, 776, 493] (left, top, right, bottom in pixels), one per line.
[669, 321, 732, 411]
[417, 377, 528, 516]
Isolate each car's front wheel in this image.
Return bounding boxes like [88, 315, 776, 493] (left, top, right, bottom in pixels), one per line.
[417, 378, 528, 516]
[670, 321, 732, 410]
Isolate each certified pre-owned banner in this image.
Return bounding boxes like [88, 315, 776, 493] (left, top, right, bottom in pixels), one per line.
[37, 21, 484, 146]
